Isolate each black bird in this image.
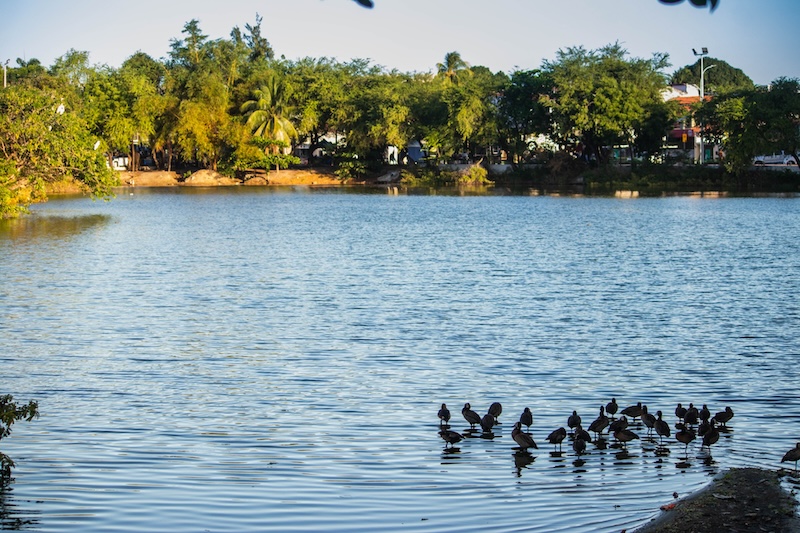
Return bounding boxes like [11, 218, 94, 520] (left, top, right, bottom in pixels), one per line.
[654, 410, 671, 445]
[512, 421, 538, 452]
[352, 0, 374, 7]
[675, 403, 687, 423]
[702, 420, 720, 453]
[621, 402, 643, 422]
[588, 406, 609, 439]
[546, 427, 567, 452]
[699, 404, 711, 423]
[675, 427, 696, 456]
[488, 402, 503, 424]
[574, 424, 591, 443]
[438, 403, 451, 426]
[519, 407, 533, 433]
[439, 429, 464, 449]
[610, 415, 629, 434]
[573, 434, 587, 456]
[567, 410, 581, 431]
[641, 405, 656, 436]
[782, 443, 800, 473]
[614, 428, 640, 449]
[713, 406, 734, 427]
[480, 413, 495, 433]
[606, 398, 619, 419]
[684, 403, 699, 426]
[462, 403, 481, 429]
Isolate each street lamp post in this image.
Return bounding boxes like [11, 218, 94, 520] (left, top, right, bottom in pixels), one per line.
[692, 47, 715, 164]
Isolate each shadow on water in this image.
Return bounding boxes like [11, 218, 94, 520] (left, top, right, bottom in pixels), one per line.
[0, 480, 39, 530]
[0, 214, 111, 243]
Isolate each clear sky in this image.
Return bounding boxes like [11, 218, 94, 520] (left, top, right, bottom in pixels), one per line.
[1, 0, 798, 86]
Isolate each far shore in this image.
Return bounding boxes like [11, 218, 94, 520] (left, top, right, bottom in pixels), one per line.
[116, 168, 346, 187]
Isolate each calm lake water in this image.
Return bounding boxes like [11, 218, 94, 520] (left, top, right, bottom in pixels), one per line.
[2, 187, 799, 532]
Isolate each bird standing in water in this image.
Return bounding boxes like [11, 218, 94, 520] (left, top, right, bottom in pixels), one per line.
[588, 406, 609, 439]
[675, 427, 696, 456]
[713, 406, 734, 427]
[675, 403, 687, 423]
[439, 429, 464, 449]
[512, 421, 538, 452]
[621, 402, 643, 422]
[641, 405, 656, 437]
[702, 420, 720, 453]
[654, 410, 670, 445]
[462, 403, 481, 429]
[480, 413, 495, 433]
[781, 443, 800, 473]
[568, 410, 581, 432]
[488, 402, 503, 424]
[519, 407, 533, 433]
[546, 427, 567, 452]
[438, 403, 451, 426]
[614, 428, 640, 449]
[606, 398, 619, 419]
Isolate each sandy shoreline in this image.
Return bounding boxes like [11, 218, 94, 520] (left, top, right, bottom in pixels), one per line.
[115, 169, 345, 188]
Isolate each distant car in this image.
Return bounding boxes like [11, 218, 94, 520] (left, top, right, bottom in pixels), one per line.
[753, 152, 798, 165]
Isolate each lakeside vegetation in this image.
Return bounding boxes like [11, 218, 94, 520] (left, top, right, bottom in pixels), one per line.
[1, 15, 799, 218]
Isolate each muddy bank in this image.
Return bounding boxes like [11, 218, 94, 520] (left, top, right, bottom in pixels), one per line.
[633, 468, 800, 533]
[115, 168, 343, 188]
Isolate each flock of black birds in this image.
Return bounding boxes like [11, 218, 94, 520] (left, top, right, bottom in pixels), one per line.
[437, 399, 800, 471]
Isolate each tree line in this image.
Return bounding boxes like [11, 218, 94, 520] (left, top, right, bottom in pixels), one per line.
[1, 15, 798, 218]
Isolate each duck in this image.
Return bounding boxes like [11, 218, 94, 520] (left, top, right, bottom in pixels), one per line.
[488, 402, 503, 424]
[684, 403, 699, 426]
[675, 403, 687, 423]
[781, 443, 800, 473]
[699, 404, 711, 423]
[567, 410, 582, 431]
[573, 435, 587, 456]
[675, 427, 696, 456]
[654, 410, 671, 445]
[713, 406, 734, 427]
[614, 428, 640, 449]
[641, 405, 656, 436]
[546, 427, 567, 452]
[519, 407, 533, 433]
[621, 402, 643, 422]
[512, 421, 538, 452]
[438, 403, 451, 426]
[462, 403, 481, 429]
[609, 415, 629, 433]
[439, 429, 464, 449]
[480, 413, 495, 433]
[588, 406, 609, 439]
[574, 424, 591, 444]
[702, 420, 720, 453]
[606, 398, 619, 419]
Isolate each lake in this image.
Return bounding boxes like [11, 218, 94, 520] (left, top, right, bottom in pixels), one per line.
[2, 187, 799, 532]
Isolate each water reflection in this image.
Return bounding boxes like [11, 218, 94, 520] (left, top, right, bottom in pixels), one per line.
[0, 214, 111, 242]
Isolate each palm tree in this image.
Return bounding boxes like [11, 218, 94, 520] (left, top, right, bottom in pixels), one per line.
[241, 74, 298, 157]
[436, 51, 471, 85]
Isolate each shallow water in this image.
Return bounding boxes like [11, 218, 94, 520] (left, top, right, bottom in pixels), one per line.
[2, 188, 799, 531]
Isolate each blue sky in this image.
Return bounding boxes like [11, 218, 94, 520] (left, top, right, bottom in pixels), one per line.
[1, 0, 798, 85]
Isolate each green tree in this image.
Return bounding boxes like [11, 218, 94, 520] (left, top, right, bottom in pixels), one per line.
[541, 43, 671, 164]
[497, 69, 554, 163]
[0, 85, 116, 218]
[671, 58, 754, 94]
[1, 395, 40, 481]
[436, 51, 471, 86]
[702, 77, 800, 175]
[240, 73, 298, 170]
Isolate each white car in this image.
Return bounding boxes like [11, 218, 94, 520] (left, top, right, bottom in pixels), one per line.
[753, 152, 798, 165]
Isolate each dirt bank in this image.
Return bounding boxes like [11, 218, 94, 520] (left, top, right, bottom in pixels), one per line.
[114, 168, 343, 188]
[633, 468, 800, 533]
